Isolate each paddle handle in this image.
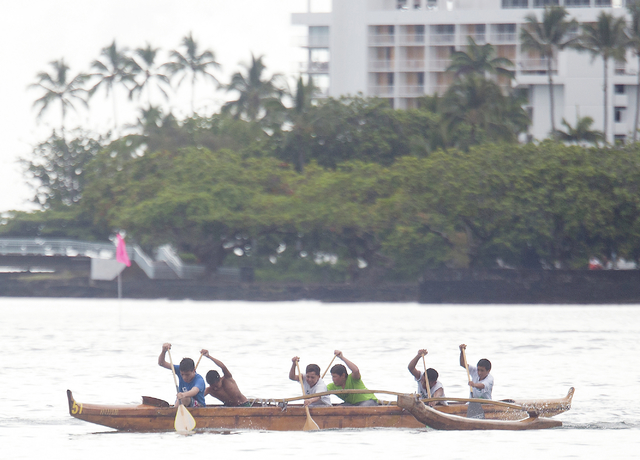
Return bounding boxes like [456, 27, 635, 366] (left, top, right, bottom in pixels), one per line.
[295, 361, 306, 396]
[321, 355, 337, 379]
[461, 347, 473, 397]
[422, 354, 432, 399]
[167, 349, 180, 393]
[195, 352, 204, 371]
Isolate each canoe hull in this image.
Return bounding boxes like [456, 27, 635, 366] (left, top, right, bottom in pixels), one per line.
[67, 388, 573, 432]
[398, 394, 563, 431]
[67, 390, 420, 431]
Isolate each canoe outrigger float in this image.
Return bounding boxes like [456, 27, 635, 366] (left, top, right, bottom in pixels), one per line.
[67, 387, 573, 432]
[397, 394, 563, 430]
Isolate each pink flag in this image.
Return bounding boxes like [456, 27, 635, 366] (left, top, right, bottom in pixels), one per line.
[116, 234, 131, 267]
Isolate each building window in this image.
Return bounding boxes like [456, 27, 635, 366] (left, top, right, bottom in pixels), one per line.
[502, 0, 528, 8]
[595, 0, 612, 5]
[615, 107, 625, 123]
[493, 24, 517, 43]
[434, 24, 455, 34]
[615, 134, 626, 145]
[615, 85, 625, 94]
[397, 0, 408, 9]
[533, 0, 559, 7]
[564, 0, 590, 6]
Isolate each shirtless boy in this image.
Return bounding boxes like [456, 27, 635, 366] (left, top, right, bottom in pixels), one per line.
[407, 349, 445, 406]
[200, 349, 250, 407]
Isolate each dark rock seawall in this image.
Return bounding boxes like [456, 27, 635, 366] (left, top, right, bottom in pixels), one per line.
[2, 269, 640, 303]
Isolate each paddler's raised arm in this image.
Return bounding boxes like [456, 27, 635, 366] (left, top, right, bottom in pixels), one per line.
[335, 350, 361, 381]
[201, 349, 232, 377]
[289, 356, 300, 381]
[158, 343, 172, 370]
[408, 349, 428, 380]
[459, 344, 467, 368]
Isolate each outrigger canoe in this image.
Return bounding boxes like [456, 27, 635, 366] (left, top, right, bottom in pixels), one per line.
[67, 387, 573, 432]
[398, 394, 563, 430]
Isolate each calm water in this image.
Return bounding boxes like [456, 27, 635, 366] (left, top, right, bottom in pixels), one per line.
[1, 298, 638, 459]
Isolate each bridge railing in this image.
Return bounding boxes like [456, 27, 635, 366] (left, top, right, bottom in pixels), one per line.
[0, 238, 206, 280]
[0, 238, 115, 259]
[156, 245, 206, 279]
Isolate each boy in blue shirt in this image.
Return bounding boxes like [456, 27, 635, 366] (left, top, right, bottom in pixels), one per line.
[158, 343, 206, 407]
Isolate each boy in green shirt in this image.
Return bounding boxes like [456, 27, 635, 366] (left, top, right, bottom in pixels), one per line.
[326, 350, 378, 406]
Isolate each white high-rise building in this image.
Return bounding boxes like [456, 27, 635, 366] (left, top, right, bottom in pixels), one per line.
[292, 0, 636, 143]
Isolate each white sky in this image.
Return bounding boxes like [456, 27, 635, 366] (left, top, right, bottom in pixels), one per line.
[0, 0, 331, 213]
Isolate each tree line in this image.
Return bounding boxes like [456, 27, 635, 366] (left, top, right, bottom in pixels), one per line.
[7, 7, 640, 282]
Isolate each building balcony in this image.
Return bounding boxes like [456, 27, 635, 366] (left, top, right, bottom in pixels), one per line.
[294, 35, 330, 48]
[430, 33, 455, 45]
[399, 34, 426, 45]
[369, 60, 395, 71]
[467, 33, 487, 45]
[298, 61, 330, 74]
[614, 120, 628, 135]
[615, 61, 637, 76]
[614, 94, 628, 106]
[517, 58, 556, 73]
[368, 85, 395, 97]
[398, 59, 425, 71]
[427, 59, 451, 72]
[490, 33, 517, 44]
[368, 34, 395, 46]
[398, 85, 425, 97]
[431, 84, 450, 95]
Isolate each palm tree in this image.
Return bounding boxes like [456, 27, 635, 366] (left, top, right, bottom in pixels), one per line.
[29, 58, 88, 135]
[163, 32, 220, 114]
[286, 76, 320, 171]
[556, 115, 604, 146]
[222, 54, 285, 122]
[626, 0, 640, 142]
[578, 12, 627, 142]
[446, 36, 514, 81]
[520, 6, 579, 136]
[443, 74, 513, 145]
[89, 41, 137, 131]
[130, 43, 171, 107]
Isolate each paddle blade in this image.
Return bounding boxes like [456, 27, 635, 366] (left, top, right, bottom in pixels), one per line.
[303, 408, 320, 431]
[467, 402, 485, 419]
[175, 405, 196, 432]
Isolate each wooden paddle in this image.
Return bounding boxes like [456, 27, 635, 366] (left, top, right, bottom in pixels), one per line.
[168, 350, 197, 432]
[422, 354, 432, 399]
[321, 354, 337, 379]
[461, 347, 472, 396]
[296, 360, 320, 431]
[461, 346, 484, 419]
[194, 352, 204, 371]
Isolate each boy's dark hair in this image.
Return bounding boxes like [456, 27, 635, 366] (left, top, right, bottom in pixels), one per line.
[306, 364, 321, 375]
[206, 370, 221, 385]
[330, 364, 347, 377]
[426, 368, 439, 383]
[179, 358, 195, 372]
[477, 359, 492, 371]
